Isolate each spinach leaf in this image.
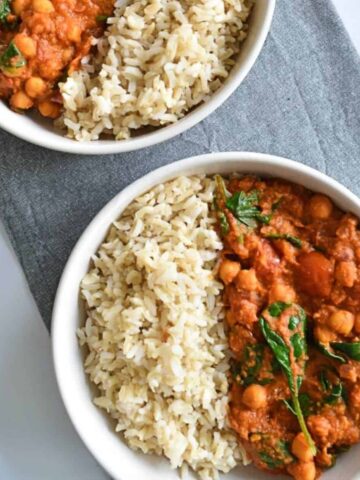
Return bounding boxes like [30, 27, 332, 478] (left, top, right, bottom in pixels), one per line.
[259, 440, 294, 469]
[330, 444, 351, 454]
[271, 356, 282, 374]
[277, 440, 294, 460]
[260, 317, 292, 382]
[232, 344, 265, 386]
[319, 369, 346, 405]
[0, 0, 11, 23]
[325, 383, 343, 405]
[317, 342, 346, 364]
[260, 303, 316, 456]
[225, 189, 272, 228]
[218, 212, 229, 236]
[283, 393, 315, 418]
[331, 342, 360, 361]
[265, 233, 302, 248]
[96, 14, 108, 22]
[214, 176, 231, 235]
[314, 245, 327, 254]
[291, 333, 306, 359]
[0, 41, 26, 73]
[268, 301, 291, 317]
[271, 197, 283, 211]
[319, 370, 332, 391]
[259, 452, 283, 469]
[289, 315, 300, 330]
[215, 175, 230, 204]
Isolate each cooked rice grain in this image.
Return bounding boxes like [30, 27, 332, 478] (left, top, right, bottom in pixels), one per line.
[60, 0, 253, 140]
[78, 176, 247, 479]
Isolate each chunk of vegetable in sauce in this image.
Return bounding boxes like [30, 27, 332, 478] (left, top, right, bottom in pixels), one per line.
[297, 251, 333, 297]
[0, 41, 26, 74]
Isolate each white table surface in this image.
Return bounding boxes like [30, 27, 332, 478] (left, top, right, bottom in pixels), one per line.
[1, 2, 359, 479]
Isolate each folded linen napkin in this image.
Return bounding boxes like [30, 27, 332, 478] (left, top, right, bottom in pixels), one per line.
[0, 0, 359, 330]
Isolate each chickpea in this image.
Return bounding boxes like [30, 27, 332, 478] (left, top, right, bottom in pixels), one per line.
[38, 101, 61, 118]
[269, 282, 296, 304]
[219, 260, 240, 285]
[12, 0, 30, 14]
[335, 260, 357, 288]
[25, 77, 46, 98]
[242, 384, 267, 409]
[32, 0, 54, 13]
[328, 309, 354, 336]
[10, 91, 33, 110]
[39, 58, 62, 80]
[314, 325, 337, 343]
[354, 313, 360, 335]
[236, 269, 258, 291]
[291, 433, 314, 462]
[13, 34, 36, 58]
[288, 461, 316, 480]
[67, 24, 81, 43]
[308, 194, 333, 220]
[62, 47, 74, 64]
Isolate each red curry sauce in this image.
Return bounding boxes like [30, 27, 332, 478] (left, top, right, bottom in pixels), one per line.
[215, 175, 360, 480]
[0, 0, 113, 117]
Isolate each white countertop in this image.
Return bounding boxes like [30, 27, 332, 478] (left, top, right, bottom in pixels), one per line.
[0, 2, 359, 479]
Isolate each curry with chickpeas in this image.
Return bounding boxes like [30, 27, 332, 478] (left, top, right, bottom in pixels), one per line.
[0, 0, 113, 117]
[215, 175, 360, 480]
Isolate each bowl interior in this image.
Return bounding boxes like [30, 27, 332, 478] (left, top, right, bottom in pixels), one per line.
[52, 152, 360, 480]
[0, 0, 275, 154]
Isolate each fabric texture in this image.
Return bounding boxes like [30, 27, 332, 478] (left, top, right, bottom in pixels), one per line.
[0, 0, 359, 331]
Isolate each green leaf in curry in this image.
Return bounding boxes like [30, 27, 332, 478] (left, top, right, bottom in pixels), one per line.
[271, 197, 283, 212]
[0, 41, 26, 74]
[225, 189, 272, 228]
[283, 393, 315, 418]
[331, 342, 360, 361]
[265, 233, 302, 248]
[314, 244, 327, 254]
[215, 174, 230, 205]
[259, 452, 283, 469]
[214, 175, 231, 236]
[96, 14, 109, 22]
[259, 440, 294, 469]
[319, 369, 346, 405]
[218, 212, 229, 236]
[0, 0, 11, 24]
[268, 301, 291, 317]
[259, 302, 316, 456]
[231, 344, 265, 386]
[316, 342, 347, 364]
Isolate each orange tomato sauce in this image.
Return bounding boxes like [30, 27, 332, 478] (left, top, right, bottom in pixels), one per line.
[216, 175, 360, 480]
[0, 0, 113, 117]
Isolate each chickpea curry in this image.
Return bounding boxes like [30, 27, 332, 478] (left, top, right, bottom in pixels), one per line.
[215, 175, 360, 480]
[0, 0, 113, 117]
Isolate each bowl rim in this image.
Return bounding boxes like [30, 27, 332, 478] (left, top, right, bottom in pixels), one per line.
[0, 0, 276, 155]
[52, 151, 360, 480]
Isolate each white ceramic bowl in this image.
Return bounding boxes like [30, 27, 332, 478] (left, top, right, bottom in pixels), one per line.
[0, 0, 275, 155]
[52, 152, 360, 480]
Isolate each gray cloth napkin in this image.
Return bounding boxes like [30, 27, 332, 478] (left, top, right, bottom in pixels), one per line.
[0, 0, 359, 331]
